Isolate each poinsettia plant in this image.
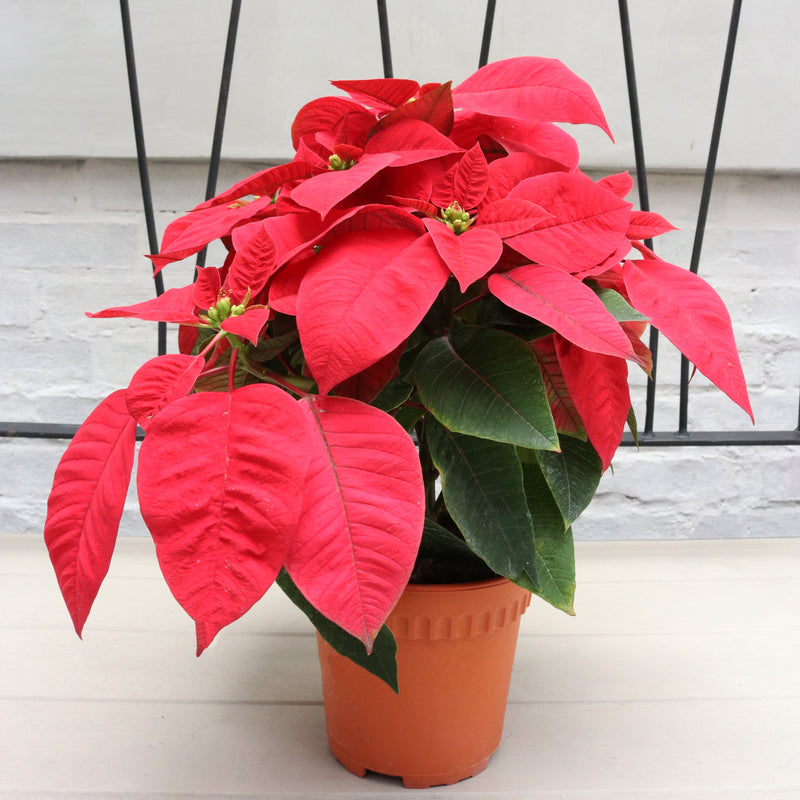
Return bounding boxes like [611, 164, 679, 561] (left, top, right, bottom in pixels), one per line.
[45, 57, 751, 686]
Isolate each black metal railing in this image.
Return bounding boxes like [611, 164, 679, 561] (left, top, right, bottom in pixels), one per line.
[1, 0, 797, 446]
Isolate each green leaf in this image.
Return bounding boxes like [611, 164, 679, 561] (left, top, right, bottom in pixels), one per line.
[392, 404, 424, 432]
[426, 418, 538, 587]
[520, 460, 576, 614]
[469, 295, 554, 339]
[276, 569, 398, 692]
[591, 285, 649, 322]
[627, 405, 640, 446]
[412, 517, 495, 583]
[250, 329, 300, 361]
[412, 325, 559, 449]
[372, 375, 413, 412]
[533, 435, 603, 528]
[418, 517, 485, 564]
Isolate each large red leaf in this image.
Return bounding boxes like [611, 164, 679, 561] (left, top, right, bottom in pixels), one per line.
[137, 385, 313, 654]
[194, 160, 313, 210]
[364, 118, 463, 166]
[290, 152, 399, 219]
[44, 390, 137, 636]
[331, 78, 419, 110]
[554, 337, 631, 470]
[297, 229, 449, 395]
[88, 285, 197, 324]
[178, 324, 199, 355]
[370, 81, 454, 136]
[597, 171, 634, 199]
[261, 208, 332, 267]
[622, 320, 653, 375]
[453, 56, 612, 138]
[193, 266, 222, 310]
[126, 354, 205, 430]
[291, 95, 376, 153]
[626, 210, 677, 241]
[476, 197, 551, 238]
[452, 142, 490, 208]
[220, 305, 272, 345]
[451, 113, 579, 170]
[423, 218, 502, 292]
[226, 221, 278, 301]
[276, 203, 425, 271]
[485, 153, 564, 204]
[334, 342, 405, 403]
[530, 336, 585, 437]
[507, 171, 632, 272]
[622, 259, 753, 419]
[287, 396, 424, 650]
[268, 257, 313, 315]
[489, 264, 643, 363]
[573, 237, 632, 279]
[152, 195, 276, 273]
[431, 143, 490, 209]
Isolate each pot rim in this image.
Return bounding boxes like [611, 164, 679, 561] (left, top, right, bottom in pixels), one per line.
[402, 575, 513, 595]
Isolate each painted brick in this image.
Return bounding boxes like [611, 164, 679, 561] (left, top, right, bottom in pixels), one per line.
[0, 220, 141, 268]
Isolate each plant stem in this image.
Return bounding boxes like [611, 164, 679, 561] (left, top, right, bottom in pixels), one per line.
[228, 348, 239, 392]
[417, 417, 438, 519]
[199, 365, 231, 380]
[198, 330, 227, 360]
[238, 351, 312, 397]
[440, 278, 456, 334]
[453, 287, 489, 314]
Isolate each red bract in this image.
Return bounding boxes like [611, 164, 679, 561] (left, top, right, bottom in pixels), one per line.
[453, 56, 613, 138]
[488, 264, 643, 363]
[370, 81, 455, 136]
[45, 56, 752, 674]
[126, 354, 206, 430]
[424, 219, 503, 292]
[291, 95, 376, 157]
[506, 171, 632, 272]
[450, 113, 579, 171]
[151, 194, 278, 273]
[137, 385, 313, 654]
[555, 337, 632, 470]
[622, 258, 752, 419]
[330, 78, 420, 110]
[288, 396, 424, 650]
[296, 229, 449, 394]
[44, 390, 137, 636]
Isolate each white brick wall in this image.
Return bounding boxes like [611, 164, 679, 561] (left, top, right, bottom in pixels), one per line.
[4, 1, 800, 172]
[1, 159, 797, 538]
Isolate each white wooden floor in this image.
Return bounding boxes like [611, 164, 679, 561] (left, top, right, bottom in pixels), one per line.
[1, 533, 799, 799]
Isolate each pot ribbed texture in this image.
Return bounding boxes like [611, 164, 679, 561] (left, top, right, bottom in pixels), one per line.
[317, 577, 531, 788]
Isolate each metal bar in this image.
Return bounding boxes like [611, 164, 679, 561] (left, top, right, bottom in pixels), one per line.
[119, 0, 167, 356]
[195, 0, 242, 272]
[3, 421, 795, 446]
[0, 422, 145, 441]
[678, 0, 743, 433]
[478, 0, 497, 68]
[618, 0, 659, 435]
[376, 0, 393, 78]
[621, 430, 800, 447]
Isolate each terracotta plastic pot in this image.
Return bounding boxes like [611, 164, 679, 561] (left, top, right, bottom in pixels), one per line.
[316, 577, 531, 788]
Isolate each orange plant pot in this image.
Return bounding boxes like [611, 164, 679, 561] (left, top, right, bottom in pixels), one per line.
[316, 577, 531, 788]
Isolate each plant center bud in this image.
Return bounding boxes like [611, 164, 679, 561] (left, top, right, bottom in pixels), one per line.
[440, 201, 473, 234]
[328, 153, 356, 171]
